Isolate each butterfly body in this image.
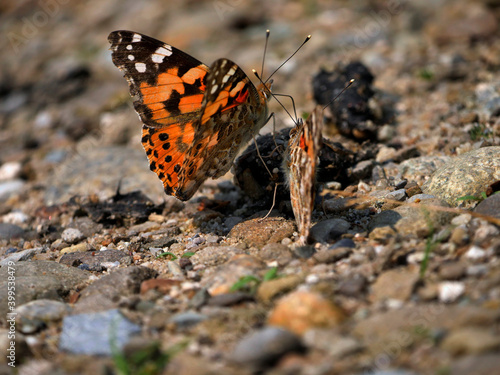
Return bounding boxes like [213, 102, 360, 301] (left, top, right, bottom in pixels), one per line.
[284, 106, 324, 244]
[108, 30, 271, 201]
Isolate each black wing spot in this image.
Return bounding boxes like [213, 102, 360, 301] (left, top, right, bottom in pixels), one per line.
[149, 161, 156, 171]
[162, 142, 171, 150]
[174, 164, 181, 173]
[159, 133, 169, 141]
[165, 155, 172, 163]
[163, 90, 181, 116]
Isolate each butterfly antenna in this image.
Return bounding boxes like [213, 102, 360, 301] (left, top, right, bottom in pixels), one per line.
[264, 35, 311, 84]
[253, 70, 299, 126]
[261, 29, 270, 80]
[323, 79, 355, 109]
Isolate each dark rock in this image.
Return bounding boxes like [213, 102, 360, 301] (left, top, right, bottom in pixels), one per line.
[313, 62, 379, 141]
[231, 327, 304, 370]
[310, 218, 350, 243]
[293, 245, 316, 259]
[169, 311, 208, 330]
[331, 238, 356, 249]
[474, 193, 500, 219]
[0, 223, 24, 240]
[81, 190, 161, 226]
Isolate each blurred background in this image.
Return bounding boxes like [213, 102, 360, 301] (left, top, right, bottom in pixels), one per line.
[0, 0, 499, 204]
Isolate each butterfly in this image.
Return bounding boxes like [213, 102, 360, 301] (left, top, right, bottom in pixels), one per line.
[108, 30, 272, 201]
[283, 106, 324, 245]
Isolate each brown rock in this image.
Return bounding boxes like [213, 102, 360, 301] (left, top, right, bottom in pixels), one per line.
[370, 268, 420, 302]
[228, 216, 295, 247]
[268, 291, 345, 335]
[256, 275, 303, 303]
[441, 327, 500, 355]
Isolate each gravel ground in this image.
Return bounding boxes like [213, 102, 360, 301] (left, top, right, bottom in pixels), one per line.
[1, 1, 500, 374]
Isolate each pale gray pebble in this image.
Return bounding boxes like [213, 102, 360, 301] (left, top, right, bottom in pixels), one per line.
[59, 309, 141, 355]
[167, 261, 184, 277]
[0, 248, 44, 266]
[169, 311, 208, 329]
[384, 188, 407, 201]
[407, 193, 437, 203]
[0, 179, 25, 200]
[61, 228, 85, 243]
[231, 327, 303, 369]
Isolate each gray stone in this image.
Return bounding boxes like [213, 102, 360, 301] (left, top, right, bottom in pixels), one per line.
[73, 266, 157, 314]
[61, 228, 85, 243]
[231, 327, 303, 369]
[422, 147, 500, 207]
[0, 261, 90, 324]
[0, 180, 25, 201]
[169, 311, 208, 329]
[44, 146, 166, 204]
[384, 188, 407, 201]
[59, 309, 141, 355]
[310, 218, 350, 243]
[0, 248, 43, 266]
[398, 156, 450, 182]
[17, 299, 71, 322]
[59, 249, 130, 270]
[450, 354, 500, 375]
[304, 330, 362, 358]
[0, 223, 25, 240]
[190, 246, 245, 267]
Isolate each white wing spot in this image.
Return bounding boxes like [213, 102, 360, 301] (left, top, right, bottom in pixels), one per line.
[128, 55, 135, 61]
[126, 44, 133, 50]
[152, 46, 173, 63]
[135, 62, 147, 73]
[220, 60, 227, 68]
[211, 84, 219, 94]
[222, 74, 230, 83]
[227, 67, 236, 76]
[132, 34, 142, 43]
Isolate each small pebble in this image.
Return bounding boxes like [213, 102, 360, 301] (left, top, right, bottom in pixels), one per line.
[61, 228, 85, 243]
[438, 282, 465, 303]
[465, 245, 486, 260]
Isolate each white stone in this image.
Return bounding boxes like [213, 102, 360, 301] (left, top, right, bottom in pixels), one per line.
[465, 245, 486, 260]
[0, 162, 22, 180]
[438, 281, 465, 303]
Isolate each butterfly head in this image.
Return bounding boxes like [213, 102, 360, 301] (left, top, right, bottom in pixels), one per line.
[257, 79, 273, 104]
